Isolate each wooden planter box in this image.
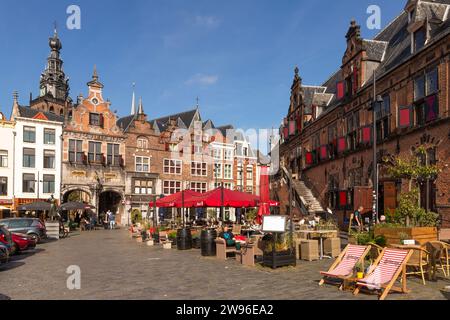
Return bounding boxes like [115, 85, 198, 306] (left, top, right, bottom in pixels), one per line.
[374, 227, 438, 245]
[263, 250, 296, 269]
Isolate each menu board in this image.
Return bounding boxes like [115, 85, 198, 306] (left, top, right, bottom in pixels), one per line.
[262, 216, 286, 233]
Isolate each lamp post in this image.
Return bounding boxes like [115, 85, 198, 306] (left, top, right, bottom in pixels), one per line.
[370, 94, 383, 225]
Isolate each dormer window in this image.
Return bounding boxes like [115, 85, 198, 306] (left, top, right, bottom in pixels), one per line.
[414, 27, 426, 53]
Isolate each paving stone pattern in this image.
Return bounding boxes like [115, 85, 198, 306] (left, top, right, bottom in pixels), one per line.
[1, 229, 448, 300]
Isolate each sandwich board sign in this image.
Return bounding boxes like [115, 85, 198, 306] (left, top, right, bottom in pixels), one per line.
[262, 216, 286, 233]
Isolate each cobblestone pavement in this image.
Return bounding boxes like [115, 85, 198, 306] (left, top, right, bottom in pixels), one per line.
[1, 229, 449, 300]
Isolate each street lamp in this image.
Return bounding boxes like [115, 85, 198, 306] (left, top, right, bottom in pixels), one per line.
[369, 94, 383, 225]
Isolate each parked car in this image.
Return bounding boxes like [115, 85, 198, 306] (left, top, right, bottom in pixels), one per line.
[11, 233, 32, 252]
[0, 243, 9, 265]
[0, 218, 46, 243]
[0, 225, 16, 255]
[15, 233, 36, 250]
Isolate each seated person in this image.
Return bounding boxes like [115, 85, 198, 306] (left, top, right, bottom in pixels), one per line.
[219, 226, 235, 247]
[83, 217, 92, 230]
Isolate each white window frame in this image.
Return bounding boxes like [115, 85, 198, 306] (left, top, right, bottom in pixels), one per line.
[224, 149, 233, 160]
[212, 148, 222, 160]
[163, 158, 182, 175]
[0, 150, 8, 168]
[135, 156, 150, 172]
[214, 163, 222, 178]
[189, 181, 207, 193]
[163, 180, 182, 195]
[191, 161, 207, 177]
[246, 165, 253, 180]
[137, 137, 148, 149]
[224, 164, 233, 180]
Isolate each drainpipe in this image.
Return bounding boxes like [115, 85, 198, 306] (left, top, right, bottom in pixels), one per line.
[12, 130, 16, 214]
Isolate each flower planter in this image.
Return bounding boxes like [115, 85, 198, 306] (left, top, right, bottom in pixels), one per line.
[162, 242, 172, 249]
[263, 250, 296, 269]
[374, 227, 438, 245]
[146, 240, 154, 246]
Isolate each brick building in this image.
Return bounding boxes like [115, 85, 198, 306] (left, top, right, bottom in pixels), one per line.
[274, 0, 450, 227]
[61, 68, 127, 223]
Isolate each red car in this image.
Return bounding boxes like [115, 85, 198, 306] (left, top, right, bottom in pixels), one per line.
[11, 233, 36, 252]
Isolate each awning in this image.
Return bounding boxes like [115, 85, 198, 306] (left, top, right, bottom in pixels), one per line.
[183, 187, 259, 208]
[60, 202, 93, 211]
[17, 201, 52, 211]
[149, 190, 202, 208]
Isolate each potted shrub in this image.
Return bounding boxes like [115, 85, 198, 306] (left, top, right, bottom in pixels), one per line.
[262, 233, 296, 269]
[374, 190, 438, 245]
[168, 231, 177, 248]
[354, 261, 365, 279]
[375, 148, 440, 245]
[191, 231, 201, 249]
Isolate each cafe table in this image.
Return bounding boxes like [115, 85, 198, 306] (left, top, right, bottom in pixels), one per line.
[298, 229, 336, 260]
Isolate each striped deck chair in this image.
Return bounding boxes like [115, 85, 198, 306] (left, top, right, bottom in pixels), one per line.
[353, 248, 413, 300]
[319, 244, 370, 287]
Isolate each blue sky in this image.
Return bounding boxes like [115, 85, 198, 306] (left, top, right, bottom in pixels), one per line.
[0, 0, 405, 132]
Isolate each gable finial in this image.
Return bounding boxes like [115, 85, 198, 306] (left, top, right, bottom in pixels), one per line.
[137, 97, 144, 115]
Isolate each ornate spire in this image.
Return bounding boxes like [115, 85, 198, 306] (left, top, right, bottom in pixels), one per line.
[346, 19, 361, 41]
[39, 26, 69, 101]
[131, 82, 136, 115]
[137, 97, 144, 115]
[293, 66, 302, 84]
[87, 65, 104, 89]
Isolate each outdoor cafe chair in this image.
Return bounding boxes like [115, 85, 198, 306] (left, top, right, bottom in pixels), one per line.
[319, 244, 371, 289]
[427, 241, 449, 278]
[353, 247, 412, 300]
[391, 244, 430, 285]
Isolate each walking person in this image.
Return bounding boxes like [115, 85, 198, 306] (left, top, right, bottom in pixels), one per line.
[108, 210, 116, 230]
[104, 210, 110, 229]
[353, 206, 364, 232]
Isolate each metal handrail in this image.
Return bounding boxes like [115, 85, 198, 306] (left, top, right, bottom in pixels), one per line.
[280, 166, 309, 216]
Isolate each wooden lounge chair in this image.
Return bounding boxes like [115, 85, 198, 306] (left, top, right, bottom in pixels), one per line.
[215, 238, 237, 260]
[353, 248, 413, 300]
[319, 244, 371, 288]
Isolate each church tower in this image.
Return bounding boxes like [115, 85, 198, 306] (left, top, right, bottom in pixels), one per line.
[39, 27, 69, 101]
[30, 26, 72, 117]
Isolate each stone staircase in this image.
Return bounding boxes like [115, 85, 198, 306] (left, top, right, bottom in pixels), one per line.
[291, 180, 326, 215]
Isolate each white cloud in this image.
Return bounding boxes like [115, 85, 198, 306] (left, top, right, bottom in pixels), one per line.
[185, 73, 219, 86]
[193, 15, 221, 28]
